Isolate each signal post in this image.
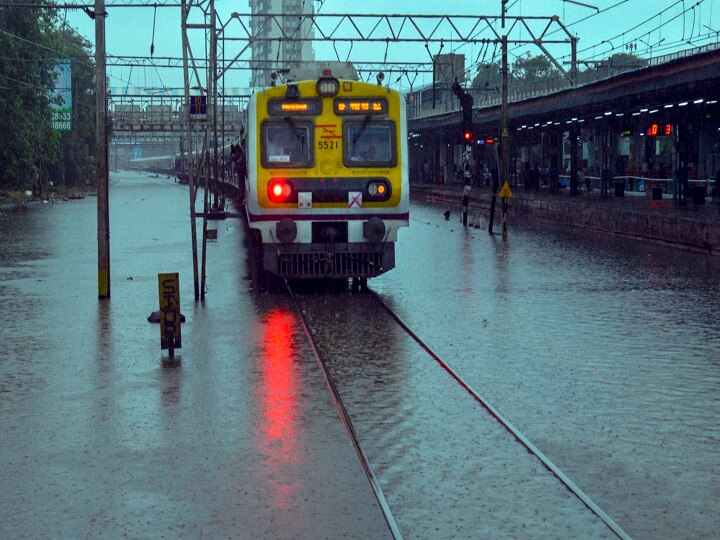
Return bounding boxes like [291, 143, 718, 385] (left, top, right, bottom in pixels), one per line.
[452, 81, 474, 227]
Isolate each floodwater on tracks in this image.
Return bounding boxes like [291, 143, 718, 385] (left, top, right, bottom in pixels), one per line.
[369, 200, 720, 539]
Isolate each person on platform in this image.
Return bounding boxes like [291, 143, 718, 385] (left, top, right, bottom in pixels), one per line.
[578, 167, 589, 193]
[601, 168, 612, 197]
[423, 159, 431, 183]
[530, 163, 540, 190]
[548, 163, 559, 194]
[522, 162, 531, 190]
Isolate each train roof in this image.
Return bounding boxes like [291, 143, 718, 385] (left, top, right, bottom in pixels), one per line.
[286, 61, 358, 82]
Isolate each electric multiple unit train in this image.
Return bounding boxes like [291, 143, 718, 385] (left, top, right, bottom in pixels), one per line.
[243, 69, 409, 281]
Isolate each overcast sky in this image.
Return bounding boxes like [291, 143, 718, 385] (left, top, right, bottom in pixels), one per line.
[61, 0, 719, 93]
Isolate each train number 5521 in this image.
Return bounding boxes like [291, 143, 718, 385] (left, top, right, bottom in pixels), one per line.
[317, 141, 339, 150]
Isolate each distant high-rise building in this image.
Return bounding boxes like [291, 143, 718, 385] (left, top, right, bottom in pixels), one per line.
[249, 0, 316, 88]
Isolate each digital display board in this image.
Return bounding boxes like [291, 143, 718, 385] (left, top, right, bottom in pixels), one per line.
[267, 98, 322, 116]
[334, 97, 388, 115]
[646, 123, 672, 137]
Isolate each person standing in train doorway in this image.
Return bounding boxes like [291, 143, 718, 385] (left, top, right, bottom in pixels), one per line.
[231, 141, 247, 202]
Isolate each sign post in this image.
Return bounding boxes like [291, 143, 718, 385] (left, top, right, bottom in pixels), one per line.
[498, 181, 513, 236]
[158, 273, 182, 358]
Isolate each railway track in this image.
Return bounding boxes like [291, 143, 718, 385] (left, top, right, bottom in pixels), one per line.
[285, 278, 632, 540]
[285, 279, 403, 540]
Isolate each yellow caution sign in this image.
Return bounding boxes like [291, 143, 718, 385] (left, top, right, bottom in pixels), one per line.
[498, 181, 513, 199]
[158, 273, 181, 351]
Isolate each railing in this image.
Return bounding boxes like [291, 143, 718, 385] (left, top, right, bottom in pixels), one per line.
[556, 175, 714, 195]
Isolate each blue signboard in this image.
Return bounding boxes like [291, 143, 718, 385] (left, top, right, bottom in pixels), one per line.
[51, 61, 72, 131]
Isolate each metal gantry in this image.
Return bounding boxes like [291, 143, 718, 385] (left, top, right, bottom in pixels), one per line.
[175, 7, 580, 300]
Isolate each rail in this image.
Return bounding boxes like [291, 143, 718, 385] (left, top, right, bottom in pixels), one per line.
[367, 289, 632, 540]
[285, 280, 403, 540]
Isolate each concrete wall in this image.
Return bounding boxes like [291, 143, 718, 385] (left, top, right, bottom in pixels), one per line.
[413, 187, 720, 254]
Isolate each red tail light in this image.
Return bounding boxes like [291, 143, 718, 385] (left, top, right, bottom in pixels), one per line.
[268, 179, 293, 202]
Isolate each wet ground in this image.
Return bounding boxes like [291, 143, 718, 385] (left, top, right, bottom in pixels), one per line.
[2, 172, 719, 538]
[0, 172, 390, 539]
[296, 291, 613, 539]
[369, 201, 720, 539]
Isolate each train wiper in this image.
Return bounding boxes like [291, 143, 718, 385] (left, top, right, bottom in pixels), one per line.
[352, 114, 372, 146]
[284, 116, 305, 144]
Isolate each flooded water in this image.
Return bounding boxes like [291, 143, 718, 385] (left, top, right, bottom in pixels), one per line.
[370, 201, 720, 539]
[298, 291, 614, 539]
[2, 175, 718, 538]
[0, 173, 390, 539]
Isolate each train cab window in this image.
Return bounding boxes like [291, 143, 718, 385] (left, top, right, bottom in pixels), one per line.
[343, 119, 397, 168]
[261, 119, 314, 168]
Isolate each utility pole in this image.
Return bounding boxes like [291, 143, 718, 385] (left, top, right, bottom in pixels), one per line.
[452, 80, 474, 227]
[199, 0, 216, 301]
[181, 0, 200, 301]
[95, 0, 110, 298]
[489, 1, 508, 234]
[211, 2, 219, 212]
[570, 37, 579, 195]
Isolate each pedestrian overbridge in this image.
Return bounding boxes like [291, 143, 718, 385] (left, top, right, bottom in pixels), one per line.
[109, 89, 249, 133]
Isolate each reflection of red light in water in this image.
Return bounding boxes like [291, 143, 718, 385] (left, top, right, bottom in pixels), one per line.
[261, 309, 297, 441]
[255, 308, 300, 511]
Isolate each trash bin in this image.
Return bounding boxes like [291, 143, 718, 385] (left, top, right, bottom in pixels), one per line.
[692, 185, 706, 204]
[652, 186, 663, 200]
[614, 181, 625, 197]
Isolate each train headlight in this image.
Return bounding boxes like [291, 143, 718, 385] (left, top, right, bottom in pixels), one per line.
[268, 178, 293, 202]
[316, 77, 339, 97]
[276, 218, 297, 244]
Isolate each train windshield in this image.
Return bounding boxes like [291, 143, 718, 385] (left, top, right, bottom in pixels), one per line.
[261, 120, 313, 168]
[344, 120, 396, 167]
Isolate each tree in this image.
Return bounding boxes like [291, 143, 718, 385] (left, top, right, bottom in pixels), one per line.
[595, 52, 648, 78]
[0, 5, 55, 190]
[511, 54, 565, 94]
[45, 25, 96, 187]
[470, 62, 502, 101]
[0, 4, 95, 192]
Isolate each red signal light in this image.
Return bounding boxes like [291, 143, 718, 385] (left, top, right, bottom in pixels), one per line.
[268, 179, 293, 202]
[464, 131, 472, 141]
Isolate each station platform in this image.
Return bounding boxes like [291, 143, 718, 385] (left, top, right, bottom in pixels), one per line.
[0, 173, 391, 539]
[412, 181, 720, 252]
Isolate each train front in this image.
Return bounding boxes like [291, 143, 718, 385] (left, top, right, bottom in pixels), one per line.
[245, 71, 409, 280]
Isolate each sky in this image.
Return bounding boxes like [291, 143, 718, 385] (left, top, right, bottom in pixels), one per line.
[60, 0, 720, 94]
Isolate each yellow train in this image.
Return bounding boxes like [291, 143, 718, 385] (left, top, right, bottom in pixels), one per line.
[244, 68, 409, 282]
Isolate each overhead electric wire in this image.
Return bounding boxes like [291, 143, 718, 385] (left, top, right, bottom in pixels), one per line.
[571, 0, 697, 57]
[573, 0, 708, 61]
[440, 0, 637, 91]
[0, 28, 145, 93]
